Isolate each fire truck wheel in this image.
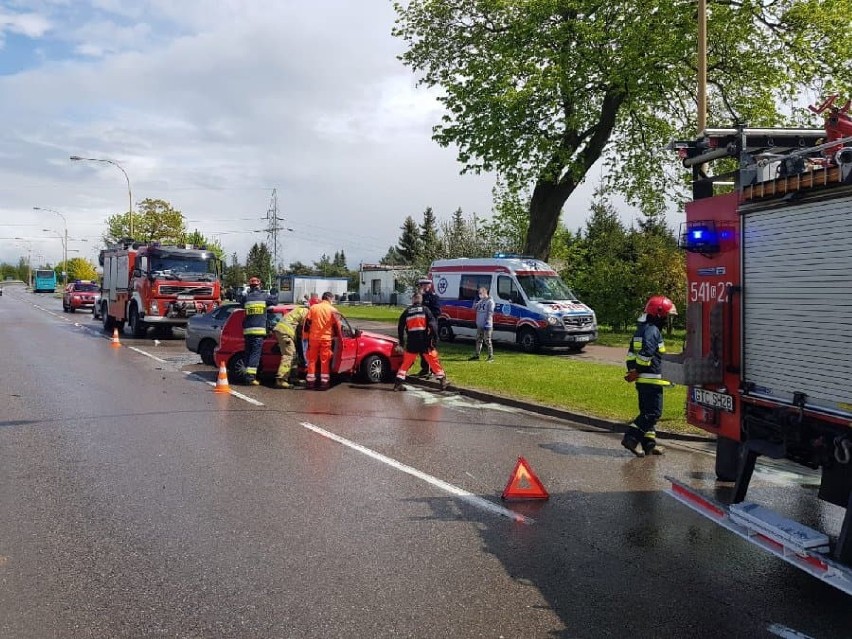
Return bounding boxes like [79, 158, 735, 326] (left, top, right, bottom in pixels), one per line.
[129, 305, 146, 338]
[518, 328, 540, 353]
[715, 437, 742, 482]
[102, 310, 115, 332]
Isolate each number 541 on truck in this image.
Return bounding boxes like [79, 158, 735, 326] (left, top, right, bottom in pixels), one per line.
[668, 96, 852, 595]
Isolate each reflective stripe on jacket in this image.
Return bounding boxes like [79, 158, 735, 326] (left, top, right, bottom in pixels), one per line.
[242, 289, 272, 336]
[626, 321, 670, 386]
[274, 305, 308, 339]
[398, 304, 438, 354]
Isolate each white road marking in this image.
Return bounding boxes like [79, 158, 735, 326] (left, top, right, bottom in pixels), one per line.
[184, 372, 265, 406]
[767, 624, 815, 639]
[300, 421, 534, 525]
[127, 346, 167, 363]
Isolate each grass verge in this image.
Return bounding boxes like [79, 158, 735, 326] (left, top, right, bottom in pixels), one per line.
[338, 304, 406, 322]
[433, 343, 695, 433]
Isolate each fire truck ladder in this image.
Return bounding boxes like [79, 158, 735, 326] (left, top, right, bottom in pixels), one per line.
[666, 477, 852, 596]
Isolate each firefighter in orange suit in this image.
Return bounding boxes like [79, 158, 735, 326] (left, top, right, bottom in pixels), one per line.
[304, 291, 339, 390]
[394, 292, 448, 391]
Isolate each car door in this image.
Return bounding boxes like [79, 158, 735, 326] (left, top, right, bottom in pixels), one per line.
[332, 313, 358, 373]
[206, 305, 235, 342]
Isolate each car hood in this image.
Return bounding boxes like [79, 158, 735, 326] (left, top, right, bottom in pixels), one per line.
[359, 329, 398, 345]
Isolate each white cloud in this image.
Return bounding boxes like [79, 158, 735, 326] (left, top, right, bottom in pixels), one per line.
[0, 10, 51, 46]
[0, 0, 637, 270]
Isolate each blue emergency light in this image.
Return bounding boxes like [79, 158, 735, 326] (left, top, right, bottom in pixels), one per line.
[680, 221, 721, 254]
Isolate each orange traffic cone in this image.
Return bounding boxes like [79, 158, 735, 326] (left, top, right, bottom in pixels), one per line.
[110, 328, 121, 348]
[214, 362, 231, 394]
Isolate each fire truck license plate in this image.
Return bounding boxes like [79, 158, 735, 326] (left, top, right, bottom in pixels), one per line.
[692, 388, 734, 412]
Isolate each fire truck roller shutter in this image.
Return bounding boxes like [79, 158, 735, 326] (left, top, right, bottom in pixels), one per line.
[742, 190, 852, 416]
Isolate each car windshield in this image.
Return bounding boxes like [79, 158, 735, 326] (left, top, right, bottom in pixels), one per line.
[516, 275, 578, 302]
[72, 283, 98, 292]
[150, 257, 218, 281]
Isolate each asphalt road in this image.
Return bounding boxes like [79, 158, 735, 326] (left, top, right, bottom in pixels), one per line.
[0, 287, 849, 638]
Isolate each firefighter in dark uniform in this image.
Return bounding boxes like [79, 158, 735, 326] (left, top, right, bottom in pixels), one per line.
[417, 277, 442, 377]
[241, 276, 274, 386]
[622, 295, 677, 457]
[395, 292, 448, 391]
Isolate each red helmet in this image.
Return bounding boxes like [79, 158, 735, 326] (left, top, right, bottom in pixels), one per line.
[248, 277, 261, 287]
[644, 295, 677, 318]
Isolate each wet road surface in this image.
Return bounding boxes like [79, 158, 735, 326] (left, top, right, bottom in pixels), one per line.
[0, 287, 849, 638]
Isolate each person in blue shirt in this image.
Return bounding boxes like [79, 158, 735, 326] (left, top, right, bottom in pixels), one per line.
[622, 295, 677, 457]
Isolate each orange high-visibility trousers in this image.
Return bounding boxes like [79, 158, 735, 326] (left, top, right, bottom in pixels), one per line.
[306, 339, 332, 384]
[396, 349, 444, 381]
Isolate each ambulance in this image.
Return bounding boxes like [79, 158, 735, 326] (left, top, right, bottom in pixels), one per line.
[428, 255, 597, 352]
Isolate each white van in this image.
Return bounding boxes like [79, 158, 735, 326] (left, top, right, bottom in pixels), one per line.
[428, 256, 597, 352]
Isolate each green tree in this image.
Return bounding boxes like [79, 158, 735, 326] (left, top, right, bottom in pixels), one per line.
[420, 207, 440, 263]
[223, 252, 246, 289]
[55, 257, 98, 282]
[245, 243, 274, 287]
[396, 216, 422, 264]
[313, 254, 335, 276]
[183, 229, 225, 261]
[393, 0, 852, 259]
[380, 246, 405, 265]
[287, 261, 314, 275]
[480, 184, 529, 255]
[569, 199, 636, 330]
[104, 198, 186, 245]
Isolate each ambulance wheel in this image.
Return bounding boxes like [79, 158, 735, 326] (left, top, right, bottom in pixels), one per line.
[715, 437, 742, 482]
[360, 354, 389, 384]
[438, 320, 455, 342]
[227, 352, 249, 384]
[518, 328, 540, 353]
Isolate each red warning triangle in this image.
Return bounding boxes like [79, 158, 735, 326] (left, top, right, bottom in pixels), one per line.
[501, 456, 549, 500]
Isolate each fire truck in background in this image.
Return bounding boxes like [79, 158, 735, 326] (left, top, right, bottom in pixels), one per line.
[99, 239, 222, 337]
[669, 96, 852, 594]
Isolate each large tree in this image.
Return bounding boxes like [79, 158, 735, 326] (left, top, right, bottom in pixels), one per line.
[245, 242, 274, 286]
[396, 216, 423, 264]
[393, 0, 852, 259]
[104, 198, 186, 245]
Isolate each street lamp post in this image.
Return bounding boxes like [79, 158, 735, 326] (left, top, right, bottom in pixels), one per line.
[33, 207, 68, 287]
[69, 156, 134, 238]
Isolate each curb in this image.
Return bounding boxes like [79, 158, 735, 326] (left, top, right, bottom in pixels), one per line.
[406, 377, 713, 444]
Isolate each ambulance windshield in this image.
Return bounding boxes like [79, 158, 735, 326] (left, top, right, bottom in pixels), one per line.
[516, 275, 578, 302]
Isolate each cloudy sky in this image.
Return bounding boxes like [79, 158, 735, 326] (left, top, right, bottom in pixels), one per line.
[0, 0, 617, 271]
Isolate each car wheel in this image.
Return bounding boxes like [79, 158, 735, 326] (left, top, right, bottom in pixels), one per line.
[518, 328, 540, 353]
[198, 339, 217, 366]
[567, 344, 585, 353]
[128, 304, 146, 338]
[438, 320, 455, 342]
[360, 354, 389, 383]
[227, 352, 249, 384]
[68, 306, 75, 313]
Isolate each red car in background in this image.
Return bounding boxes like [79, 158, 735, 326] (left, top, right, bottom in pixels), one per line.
[214, 305, 404, 385]
[62, 280, 99, 313]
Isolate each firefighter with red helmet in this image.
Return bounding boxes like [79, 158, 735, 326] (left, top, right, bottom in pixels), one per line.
[622, 295, 678, 457]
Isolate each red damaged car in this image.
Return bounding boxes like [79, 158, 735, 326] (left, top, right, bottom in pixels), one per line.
[214, 304, 404, 384]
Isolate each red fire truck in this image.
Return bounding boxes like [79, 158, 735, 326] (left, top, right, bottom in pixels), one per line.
[669, 96, 852, 594]
[99, 239, 222, 337]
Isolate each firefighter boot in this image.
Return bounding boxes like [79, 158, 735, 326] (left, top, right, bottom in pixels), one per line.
[643, 442, 665, 456]
[621, 434, 646, 458]
[393, 379, 407, 391]
[275, 378, 291, 389]
[438, 376, 448, 391]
